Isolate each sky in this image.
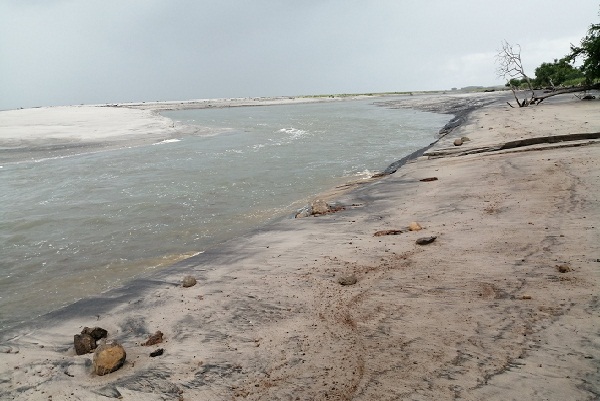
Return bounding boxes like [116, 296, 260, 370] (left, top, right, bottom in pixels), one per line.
[1, 0, 598, 110]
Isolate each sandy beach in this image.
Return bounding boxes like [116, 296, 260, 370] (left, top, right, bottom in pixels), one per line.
[1, 93, 599, 400]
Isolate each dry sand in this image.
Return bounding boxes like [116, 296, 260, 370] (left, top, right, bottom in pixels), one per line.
[0, 106, 184, 164]
[0, 95, 599, 400]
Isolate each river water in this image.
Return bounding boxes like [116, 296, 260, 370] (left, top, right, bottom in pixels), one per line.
[0, 97, 449, 332]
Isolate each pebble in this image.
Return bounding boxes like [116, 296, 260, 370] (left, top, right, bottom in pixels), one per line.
[408, 222, 422, 231]
[338, 276, 357, 286]
[182, 275, 197, 288]
[416, 236, 437, 245]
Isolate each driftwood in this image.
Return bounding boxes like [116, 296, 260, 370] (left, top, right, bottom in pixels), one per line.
[508, 83, 600, 107]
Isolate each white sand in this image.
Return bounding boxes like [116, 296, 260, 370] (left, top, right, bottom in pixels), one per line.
[0, 96, 598, 400]
[0, 106, 176, 142]
[0, 106, 185, 164]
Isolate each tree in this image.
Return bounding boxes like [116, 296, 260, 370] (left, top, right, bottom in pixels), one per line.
[568, 21, 600, 84]
[495, 40, 535, 107]
[534, 58, 585, 88]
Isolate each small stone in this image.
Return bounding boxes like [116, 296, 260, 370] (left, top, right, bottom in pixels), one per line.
[182, 275, 197, 288]
[74, 334, 96, 355]
[416, 236, 437, 245]
[461, 136, 470, 142]
[311, 199, 330, 215]
[93, 342, 126, 376]
[295, 208, 310, 218]
[408, 222, 422, 231]
[142, 331, 164, 346]
[453, 138, 463, 146]
[337, 275, 357, 286]
[522, 295, 532, 300]
[150, 348, 164, 357]
[419, 177, 438, 182]
[82, 327, 108, 341]
[557, 264, 571, 273]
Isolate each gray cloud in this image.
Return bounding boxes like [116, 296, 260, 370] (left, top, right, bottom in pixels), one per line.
[1, 0, 598, 109]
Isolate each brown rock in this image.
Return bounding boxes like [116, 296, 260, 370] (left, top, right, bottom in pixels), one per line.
[73, 326, 108, 355]
[182, 275, 197, 288]
[454, 138, 463, 146]
[142, 331, 164, 346]
[419, 177, 438, 182]
[82, 327, 108, 341]
[93, 342, 126, 376]
[557, 264, 571, 273]
[461, 136, 471, 142]
[338, 275, 357, 286]
[416, 236, 437, 245]
[74, 333, 96, 355]
[311, 199, 330, 215]
[408, 222, 422, 231]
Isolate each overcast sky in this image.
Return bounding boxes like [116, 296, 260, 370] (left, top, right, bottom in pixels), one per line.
[1, 0, 598, 110]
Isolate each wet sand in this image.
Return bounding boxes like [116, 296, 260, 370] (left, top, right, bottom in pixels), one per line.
[1, 94, 599, 400]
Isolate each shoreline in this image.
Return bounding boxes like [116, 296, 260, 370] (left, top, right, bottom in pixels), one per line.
[1, 94, 599, 400]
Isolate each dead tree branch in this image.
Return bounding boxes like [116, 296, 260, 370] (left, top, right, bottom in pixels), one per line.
[496, 40, 536, 107]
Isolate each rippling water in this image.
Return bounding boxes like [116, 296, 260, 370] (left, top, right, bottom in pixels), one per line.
[0, 98, 449, 332]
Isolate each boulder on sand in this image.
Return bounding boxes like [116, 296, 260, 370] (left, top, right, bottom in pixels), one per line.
[93, 342, 126, 376]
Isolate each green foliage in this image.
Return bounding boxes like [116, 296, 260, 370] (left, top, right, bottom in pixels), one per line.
[568, 21, 600, 84]
[561, 76, 587, 87]
[505, 78, 528, 88]
[534, 58, 584, 87]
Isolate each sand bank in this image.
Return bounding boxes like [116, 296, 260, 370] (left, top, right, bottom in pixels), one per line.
[120, 95, 344, 111]
[0, 106, 185, 164]
[1, 95, 598, 400]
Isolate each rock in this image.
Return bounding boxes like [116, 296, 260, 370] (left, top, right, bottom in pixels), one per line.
[297, 200, 344, 217]
[453, 138, 463, 146]
[311, 199, 330, 215]
[522, 295, 532, 300]
[416, 236, 437, 245]
[82, 327, 108, 341]
[338, 275, 357, 286]
[408, 222, 422, 231]
[374, 229, 404, 237]
[74, 333, 96, 355]
[93, 342, 126, 376]
[74, 326, 108, 355]
[142, 331, 164, 346]
[182, 275, 197, 288]
[557, 264, 571, 273]
[461, 136, 471, 142]
[295, 207, 311, 218]
[582, 95, 596, 100]
[419, 177, 438, 182]
[150, 348, 164, 357]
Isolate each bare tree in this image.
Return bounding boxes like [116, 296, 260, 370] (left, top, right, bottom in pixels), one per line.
[495, 40, 536, 107]
[495, 40, 599, 107]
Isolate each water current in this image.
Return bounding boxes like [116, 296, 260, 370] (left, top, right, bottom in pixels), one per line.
[0, 98, 449, 333]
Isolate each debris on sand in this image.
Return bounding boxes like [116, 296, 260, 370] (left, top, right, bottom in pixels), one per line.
[142, 330, 164, 346]
[416, 236, 437, 245]
[337, 275, 358, 286]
